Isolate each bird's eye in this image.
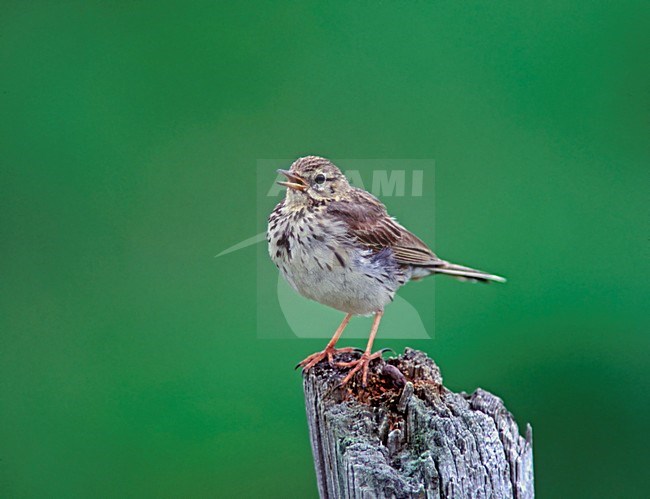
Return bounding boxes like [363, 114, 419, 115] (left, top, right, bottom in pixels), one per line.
[314, 173, 326, 185]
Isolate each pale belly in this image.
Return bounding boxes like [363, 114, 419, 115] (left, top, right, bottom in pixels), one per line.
[283, 248, 397, 315]
[268, 202, 409, 315]
[270, 232, 406, 315]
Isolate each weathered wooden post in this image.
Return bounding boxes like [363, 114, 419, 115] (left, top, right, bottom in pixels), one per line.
[303, 348, 534, 498]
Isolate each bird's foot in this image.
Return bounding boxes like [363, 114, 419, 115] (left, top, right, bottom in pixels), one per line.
[296, 346, 363, 372]
[336, 349, 389, 387]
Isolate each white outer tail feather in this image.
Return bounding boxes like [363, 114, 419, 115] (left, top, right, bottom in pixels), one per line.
[434, 262, 506, 283]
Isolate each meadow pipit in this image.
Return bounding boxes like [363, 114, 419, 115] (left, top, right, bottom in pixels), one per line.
[268, 156, 505, 386]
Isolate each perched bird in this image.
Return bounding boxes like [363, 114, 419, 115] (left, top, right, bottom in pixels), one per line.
[268, 156, 505, 386]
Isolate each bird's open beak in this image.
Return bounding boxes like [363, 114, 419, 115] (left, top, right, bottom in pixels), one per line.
[277, 169, 307, 191]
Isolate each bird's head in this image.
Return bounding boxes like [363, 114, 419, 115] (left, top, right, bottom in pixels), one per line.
[277, 156, 351, 206]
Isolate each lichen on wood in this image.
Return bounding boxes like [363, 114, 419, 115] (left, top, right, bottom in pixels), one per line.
[302, 348, 534, 499]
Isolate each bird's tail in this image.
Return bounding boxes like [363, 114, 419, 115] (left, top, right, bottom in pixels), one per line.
[432, 261, 506, 284]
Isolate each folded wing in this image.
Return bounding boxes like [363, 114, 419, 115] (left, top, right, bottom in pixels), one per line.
[327, 188, 505, 283]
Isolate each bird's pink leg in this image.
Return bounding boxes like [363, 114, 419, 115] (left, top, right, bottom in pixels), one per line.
[297, 313, 356, 371]
[337, 310, 384, 386]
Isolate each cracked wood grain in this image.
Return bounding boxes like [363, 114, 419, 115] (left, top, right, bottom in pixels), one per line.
[303, 348, 534, 499]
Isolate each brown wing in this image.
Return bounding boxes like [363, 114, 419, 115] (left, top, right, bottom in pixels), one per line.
[327, 188, 444, 267]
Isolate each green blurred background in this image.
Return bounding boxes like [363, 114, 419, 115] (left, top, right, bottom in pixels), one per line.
[1, 2, 648, 497]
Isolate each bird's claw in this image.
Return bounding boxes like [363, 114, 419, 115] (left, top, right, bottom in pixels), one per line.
[336, 350, 385, 387]
[296, 346, 362, 372]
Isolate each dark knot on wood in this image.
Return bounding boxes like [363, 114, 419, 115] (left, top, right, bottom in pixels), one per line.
[302, 348, 534, 499]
